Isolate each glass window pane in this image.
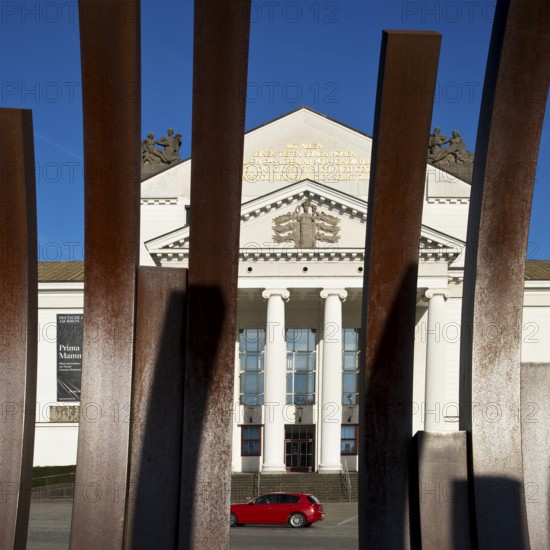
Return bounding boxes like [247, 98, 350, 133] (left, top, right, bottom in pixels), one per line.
[294, 330, 308, 351]
[239, 330, 245, 352]
[287, 353, 293, 370]
[341, 426, 355, 438]
[343, 372, 356, 393]
[308, 329, 316, 348]
[286, 374, 292, 393]
[245, 354, 257, 371]
[343, 352, 356, 371]
[244, 374, 257, 393]
[308, 353, 316, 370]
[257, 330, 265, 350]
[344, 328, 356, 351]
[285, 329, 297, 350]
[244, 329, 256, 351]
[295, 354, 308, 371]
[307, 373, 315, 393]
[294, 374, 307, 394]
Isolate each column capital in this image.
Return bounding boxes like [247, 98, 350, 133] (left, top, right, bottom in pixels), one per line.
[424, 288, 450, 301]
[320, 288, 348, 301]
[262, 288, 290, 301]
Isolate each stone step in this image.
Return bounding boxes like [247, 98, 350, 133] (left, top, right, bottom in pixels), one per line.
[31, 473, 359, 503]
[231, 472, 358, 503]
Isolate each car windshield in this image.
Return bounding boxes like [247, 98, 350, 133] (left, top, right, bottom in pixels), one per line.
[306, 495, 320, 504]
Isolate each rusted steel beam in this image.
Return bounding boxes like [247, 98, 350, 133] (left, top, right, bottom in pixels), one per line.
[459, 0, 550, 548]
[358, 31, 441, 550]
[178, 1, 251, 548]
[124, 267, 187, 549]
[0, 109, 37, 550]
[69, 1, 141, 548]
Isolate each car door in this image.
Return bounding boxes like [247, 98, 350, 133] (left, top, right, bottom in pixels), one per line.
[247, 494, 273, 524]
[267, 494, 289, 523]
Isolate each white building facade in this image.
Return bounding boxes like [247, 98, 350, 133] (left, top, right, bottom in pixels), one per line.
[34, 108, 550, 472]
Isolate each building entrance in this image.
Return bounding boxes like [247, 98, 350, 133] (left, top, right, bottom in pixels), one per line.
[284, 425, 315, 472]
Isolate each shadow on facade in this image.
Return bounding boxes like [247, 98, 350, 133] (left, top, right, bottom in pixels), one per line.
[360, 264, 418, 548]
[178, 284, 228, 548]
[125, 268, 187, 548]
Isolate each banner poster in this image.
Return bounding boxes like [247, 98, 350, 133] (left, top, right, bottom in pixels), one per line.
[57, 314, 83, 401]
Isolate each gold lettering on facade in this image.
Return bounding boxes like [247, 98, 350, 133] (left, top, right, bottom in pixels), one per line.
[243, 142, 371, 183]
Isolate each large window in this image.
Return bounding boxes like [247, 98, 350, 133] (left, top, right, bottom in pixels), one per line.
[286, 328, 317, 405]
[342, 328, 360, 405]
[341, 425, 358, 455]
[239, 328, 265, 405]
[241, 426, 261, 456]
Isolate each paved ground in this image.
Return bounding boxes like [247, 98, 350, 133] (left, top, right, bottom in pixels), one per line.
[28, 501, 72, 549]
[27, 500, 358, 549]
[230, 502, 358, 550]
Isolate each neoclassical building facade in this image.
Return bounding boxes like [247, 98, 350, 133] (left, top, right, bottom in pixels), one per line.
[34, 108, 550, 472]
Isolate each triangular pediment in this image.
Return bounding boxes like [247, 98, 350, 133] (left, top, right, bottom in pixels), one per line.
[145, 179, 464, 266]
[141, 107, 471, 202]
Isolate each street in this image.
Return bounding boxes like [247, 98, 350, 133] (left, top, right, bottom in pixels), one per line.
[27, 501, 358, 549]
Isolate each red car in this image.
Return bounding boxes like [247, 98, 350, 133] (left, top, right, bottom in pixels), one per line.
[230, 492, 325, 528]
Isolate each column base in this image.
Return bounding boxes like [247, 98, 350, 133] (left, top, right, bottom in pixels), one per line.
[318, 464, 342, 474]
[261, 464, 287, 474]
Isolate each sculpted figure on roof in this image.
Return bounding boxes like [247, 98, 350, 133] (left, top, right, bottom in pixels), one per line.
[141, 128, 182, 177]
[428, 127, 474, 182]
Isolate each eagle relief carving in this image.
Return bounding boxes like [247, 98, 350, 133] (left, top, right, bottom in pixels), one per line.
[272, 200, 340, 248]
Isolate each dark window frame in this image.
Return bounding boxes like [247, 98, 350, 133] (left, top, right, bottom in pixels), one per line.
[241, 425, 262, 457]
[340, 425, 358, 456]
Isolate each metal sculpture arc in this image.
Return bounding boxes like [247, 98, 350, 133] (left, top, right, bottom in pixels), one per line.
[0, 109, 38, 550]
[178, 1, 251, 549]
[69, 1, 141, 548]
[459, 0, 550, 548]
[358, 31, 441, 550]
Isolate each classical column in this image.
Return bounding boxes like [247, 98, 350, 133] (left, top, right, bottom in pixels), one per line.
[319, 289, 348, 472]
[423, 288, 449, 431]
[261, 289, 289, 473]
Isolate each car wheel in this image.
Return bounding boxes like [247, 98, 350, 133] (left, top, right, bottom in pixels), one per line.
[230, 512, 238, 527]
[288, 512, 306, 528]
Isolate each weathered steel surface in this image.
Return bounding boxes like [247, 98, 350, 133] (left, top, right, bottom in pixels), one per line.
[358, 31, 441, 550]
[69, 1, 141, 548]
[125, 267, 187, 549]
[459, 1, 550, 547]
[0, 109, 37, 550]
[415, 431, 472, 549]
[178, 1, 251, 548]
[520, 363, 550, 549]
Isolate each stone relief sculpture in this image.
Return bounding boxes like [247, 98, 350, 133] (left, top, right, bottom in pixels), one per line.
[428, 128, 474, 182]
[141, 128, 182, 176]
[272, 200, 340, 248]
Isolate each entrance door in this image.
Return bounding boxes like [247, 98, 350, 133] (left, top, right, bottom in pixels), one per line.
[284, 425, 315, 472]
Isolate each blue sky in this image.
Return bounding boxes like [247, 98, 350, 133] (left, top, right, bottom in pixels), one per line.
[1, 0, 548, 260]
